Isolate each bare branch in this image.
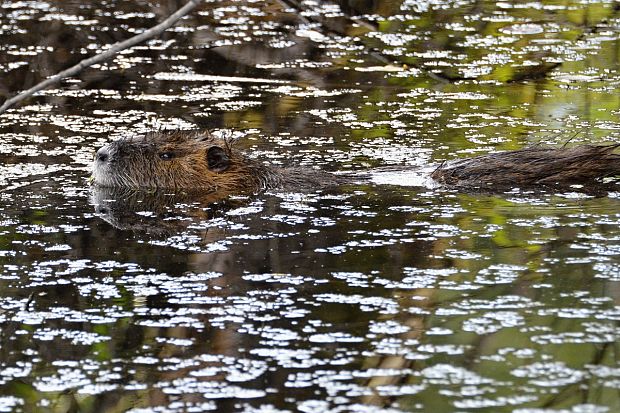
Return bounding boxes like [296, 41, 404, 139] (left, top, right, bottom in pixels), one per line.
[0, 0, 202, 115]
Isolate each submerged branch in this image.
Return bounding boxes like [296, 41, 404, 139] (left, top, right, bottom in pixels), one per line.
[0, 0, 202, 115]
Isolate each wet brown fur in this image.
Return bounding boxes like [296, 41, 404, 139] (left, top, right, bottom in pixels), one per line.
[431, 144, 620, 189]
[92, 131, 343, 193]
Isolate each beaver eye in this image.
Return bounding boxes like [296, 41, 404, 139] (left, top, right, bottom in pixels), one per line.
[158, 152, 174, 160]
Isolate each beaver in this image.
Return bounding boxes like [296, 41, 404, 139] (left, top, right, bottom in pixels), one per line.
[92, 131, 345, 194]
[92, 131, 620, 193]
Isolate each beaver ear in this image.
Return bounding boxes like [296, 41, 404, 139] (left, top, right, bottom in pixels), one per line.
[207, 146, 230, 172]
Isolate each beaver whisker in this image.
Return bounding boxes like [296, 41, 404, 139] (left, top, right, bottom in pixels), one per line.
[119, 169, 139, 188]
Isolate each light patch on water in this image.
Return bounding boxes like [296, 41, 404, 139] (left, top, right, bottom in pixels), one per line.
[216, 100, 263, 110]
[462, 311, 525, 335]
[0, 163, 60, 189]
[150, 233, 219, 251]
[43, 244, 72, 251]
[513, 405, 610, 413]
[422, 364, 495, 385]
[238, 404, 290, 413]
[33, 328, 110, 345]
[0, 364, 31, 381]
[475, 264, 527, 284]
[78, 282, 121, 299]
[152, 71, 291, 84]
[537, 307, 595, 319]
[454, 395, 539, 409]
[414, 50, 459, 59]
[137, 316, 205, 329]
[226, 202, 264, 216]
[445, 249, 483, 260]
[250, 348, 322, 369]
[308, 332, 364, 344]
[242, 273, 313, 286]
[39, 13, 97, 25]
[128, 401, 218, 413]
[500, 23, 545, 35]
[556, 191, 595, 200]
[593, 262, 620, 281]
[4, 44, 52, 56]
[38, 88, 121, 98]
[0, 396, 23, 412]
[368, 320, 410, 335]
[332, 271, 369, 287]
[2, 2, 52, 10]
[0, 61, 27, 70]
[511, 362, 585, 387]
[369, 167, 435, 187]
[295, 29, 327, 42]
[313, 294, 399, 314]
[554, 73, 601, 83]
[267, 85, 361, 97]
[375, 267, 457, 289]
[256, 59, 333, 69]
[459, 34, 519, 48]
[455, 295, 542, 311]
[531, 329, 617, 345]
[427, 327, 454, 335]
[266, 214, 306, 225]
[402, 0, 473, 12]
[355, 65, 405, 72]
[338, 208, 377, 218]
[417, 223, 462, 238]
[113, 11, 155, 19]
[158, 378, 266, 398]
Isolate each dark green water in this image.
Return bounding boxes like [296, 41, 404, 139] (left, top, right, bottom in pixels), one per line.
[1, 0, 620, 411]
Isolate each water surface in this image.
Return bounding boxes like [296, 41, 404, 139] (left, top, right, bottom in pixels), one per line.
[1, 0, 620, 412]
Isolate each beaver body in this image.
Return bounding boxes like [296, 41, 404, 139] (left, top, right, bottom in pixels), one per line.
[92, 132, 620, 193]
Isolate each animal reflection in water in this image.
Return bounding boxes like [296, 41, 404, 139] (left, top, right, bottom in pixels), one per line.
[92, 132, 620, 197]
[90, 186, 243, 234]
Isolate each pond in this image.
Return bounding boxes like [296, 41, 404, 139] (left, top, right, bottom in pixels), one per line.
[1, 0, 620, 412]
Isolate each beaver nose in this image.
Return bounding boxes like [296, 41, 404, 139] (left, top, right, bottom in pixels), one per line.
[96, 147, 110, 163]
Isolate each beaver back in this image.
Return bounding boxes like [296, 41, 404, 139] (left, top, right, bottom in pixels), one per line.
[431, 144, 620, 190]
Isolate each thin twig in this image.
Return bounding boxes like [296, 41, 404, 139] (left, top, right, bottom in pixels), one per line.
[0, 0, 202, 114]
[561, 130, 583, 148]
[24, 292, 35, 311]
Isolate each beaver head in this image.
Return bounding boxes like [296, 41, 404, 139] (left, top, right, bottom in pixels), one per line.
[92, 131, 279, 192]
